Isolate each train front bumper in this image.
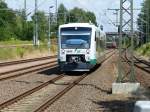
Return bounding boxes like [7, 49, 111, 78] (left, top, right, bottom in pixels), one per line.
[59, 62, 95, 71]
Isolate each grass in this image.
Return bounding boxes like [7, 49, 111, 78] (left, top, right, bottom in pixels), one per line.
[0, 40, 32, 45]
[136, 42, 150, 58]
[0, 40, 57, 61]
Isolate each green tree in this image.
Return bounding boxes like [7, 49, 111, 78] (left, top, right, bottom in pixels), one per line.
[137, 0, 150, 43]
[86, 11, 97, 25]
[67, 7, 97, 25]
[32, 11, 48, 41]
[0, 0, 17, 40]
[58, 4, 68, 25]
[69, 7, 83, 23]
[52, 4, 97, 38]
[0, 1, 98, 41]
[24, 21, 34, 40]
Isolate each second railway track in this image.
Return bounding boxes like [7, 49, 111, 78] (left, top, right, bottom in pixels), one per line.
[134, 56, 150, 67]
[124, 51, 150, 73]
[0, 55, 56, 67]
[0, 60, 58, 81]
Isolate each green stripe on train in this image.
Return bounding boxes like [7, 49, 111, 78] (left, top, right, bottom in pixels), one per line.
[90, 59, 97, 65]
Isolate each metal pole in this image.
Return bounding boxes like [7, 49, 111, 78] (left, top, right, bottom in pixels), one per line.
[146, 7, 148, 43]
[22, 0, 27, 40]
[117, 0, 123, 82]
[33, 0, 37, 45]
[69, 13, 70, 23]
[147, 5, 149, 42]
[111, 9, 119, 27]
[144, 5, 149, 43]
[64, 12, 66, 24]
[116, 10, 119, 27]
[55, 0, 58, 24]
[141, 20, 143, 45]
[35, 0, 38, 46]
[48, 7, 52, 55]
[117, 0, 136, 82]
[123, 9, 126, 47]
[130, 0, 135, 82]
[24, 0, 27, 21]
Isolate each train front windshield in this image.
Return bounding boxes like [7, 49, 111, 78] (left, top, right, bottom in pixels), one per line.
[60, 27, 92, 49]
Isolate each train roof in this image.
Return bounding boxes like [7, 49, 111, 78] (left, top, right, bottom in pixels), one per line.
[59, 23, 106, 35]
[59, 23, 96, 28]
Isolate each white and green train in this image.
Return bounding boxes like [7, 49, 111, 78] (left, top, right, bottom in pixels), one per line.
[58, 23, 106, 71]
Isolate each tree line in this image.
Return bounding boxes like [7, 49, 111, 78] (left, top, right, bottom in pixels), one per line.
[0, 1, 97, 41]
[137, 0, 150, 44]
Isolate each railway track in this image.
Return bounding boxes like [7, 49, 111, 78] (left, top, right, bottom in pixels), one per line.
[0, 55, 56, 67]
[0, 74, 65, 111]
[124, 51, 150, 73]
[120, 49, 150, 88]
[0, 50, 113, 82]
[34, 73, 87, 112]
[0, 50, 115, 112]
[134, 56, 150, 67]
[0, 60, 58, 81]
[106, 49, 114, 54]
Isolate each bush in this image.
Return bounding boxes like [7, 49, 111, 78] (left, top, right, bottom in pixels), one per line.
[136, 42, 150, 57]
[16, 47, 26, 58]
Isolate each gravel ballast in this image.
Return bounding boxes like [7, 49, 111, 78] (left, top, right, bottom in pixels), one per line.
[45, 53, 136, 112]
[0, 66, 61, 104]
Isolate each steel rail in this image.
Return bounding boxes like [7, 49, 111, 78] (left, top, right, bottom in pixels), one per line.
[105, 49, 115, 55]
[124, 51, 150, 73]
[0, 63, 58, 81]
[103, 50, 116, 63]
[34, 51, 116, 112]
[0, 55, 56, 67]
[34, 73, 87, 112]
[0, 75, 64, 110]
[134, 56, 150, 67]
[0, 60, 57, 76]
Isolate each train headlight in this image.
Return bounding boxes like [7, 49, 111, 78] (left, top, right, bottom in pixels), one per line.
[61, 49, 65, 54]
[86, 49, 90, 54]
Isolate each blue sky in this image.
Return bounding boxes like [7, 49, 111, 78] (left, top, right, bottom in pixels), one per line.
[5, 0, 144, 32]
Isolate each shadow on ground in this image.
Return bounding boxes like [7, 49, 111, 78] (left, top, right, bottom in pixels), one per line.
[39, 66, 62, 76]
[39, 63, 102, 76]
[91, 99, 135, 112]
